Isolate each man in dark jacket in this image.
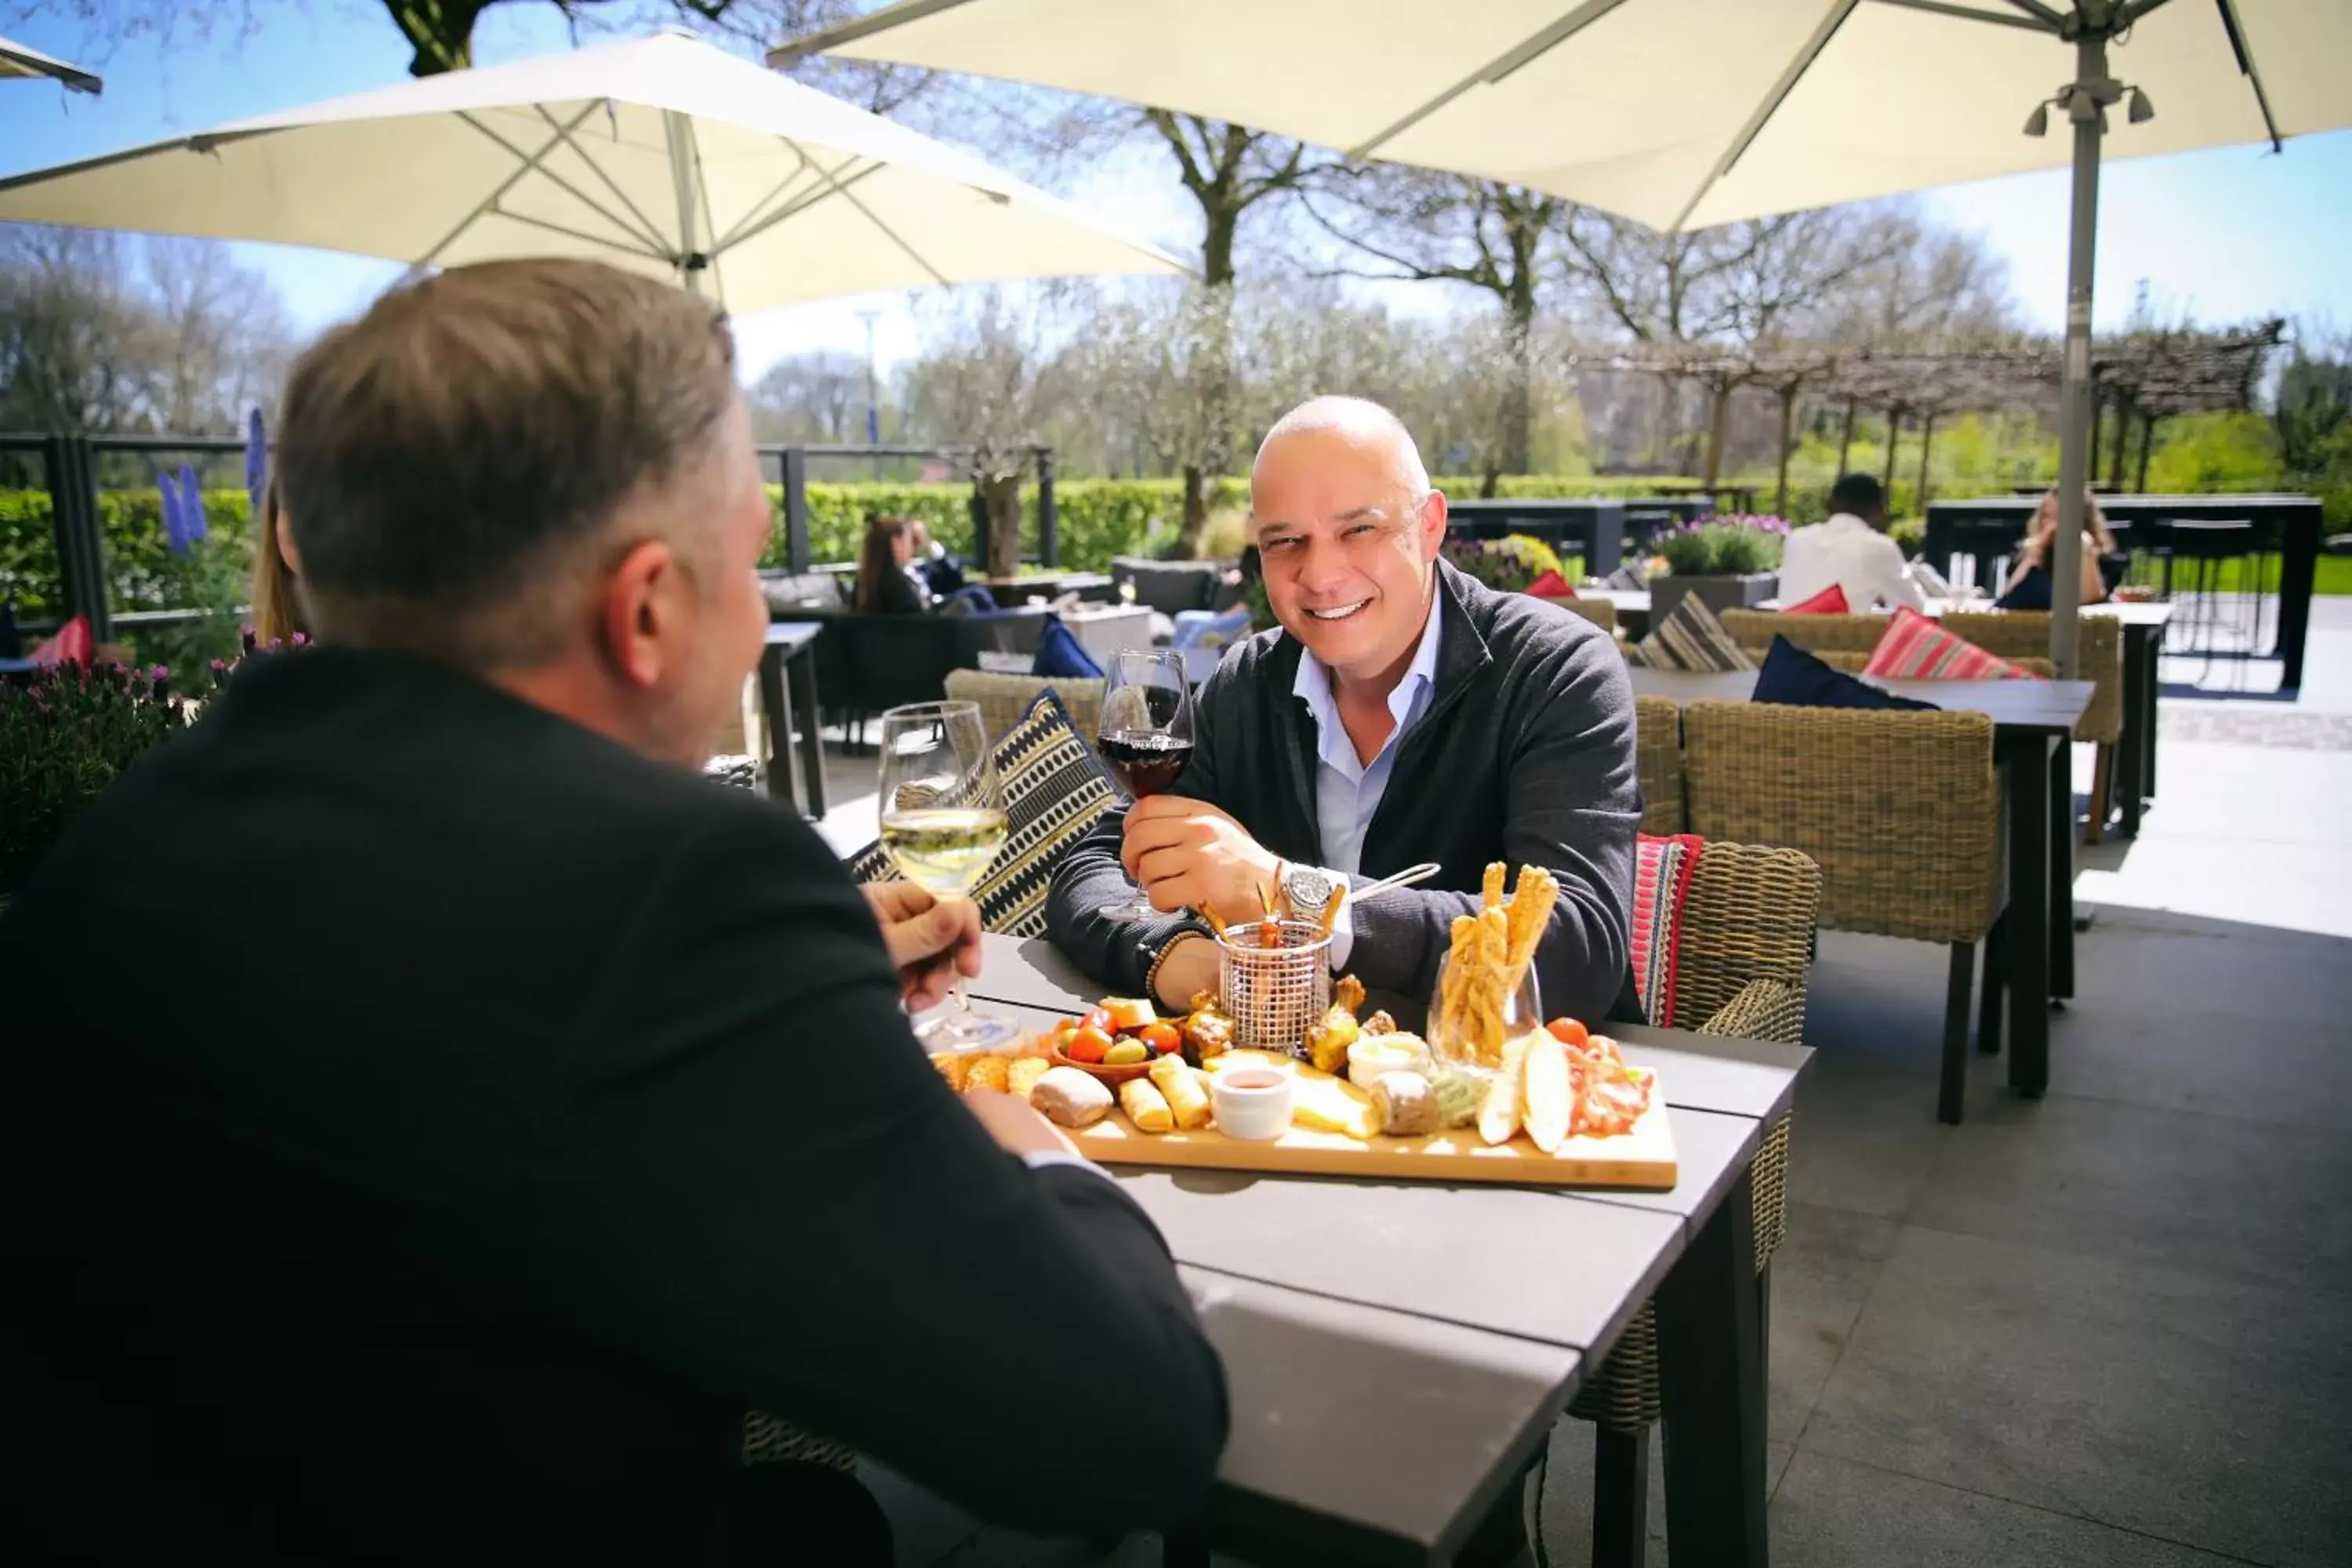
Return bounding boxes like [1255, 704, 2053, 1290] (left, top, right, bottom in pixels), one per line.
[1, 260, 1225, 1565]
[1048, 397, 1639, 1025]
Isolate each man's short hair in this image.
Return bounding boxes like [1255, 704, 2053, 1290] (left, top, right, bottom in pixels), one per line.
[1255, 396, 1431, 495]
[275, 259, 738, 668]
[1828, 473, 1886, 517]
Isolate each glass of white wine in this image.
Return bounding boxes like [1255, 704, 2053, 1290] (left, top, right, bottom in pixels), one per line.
[877, 700, 1018, 1050]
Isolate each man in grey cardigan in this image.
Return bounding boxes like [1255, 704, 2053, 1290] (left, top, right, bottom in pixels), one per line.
[1047, 397, 1642, 1025]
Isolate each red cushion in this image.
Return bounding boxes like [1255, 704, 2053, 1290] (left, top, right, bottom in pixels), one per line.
[1783, 583, 1849, 614]
[1862, 606, 2039, 681]
[1524, 569, 1576, 600]
[29, 613, 93, 667]
[1629, 833, 1704, 1027]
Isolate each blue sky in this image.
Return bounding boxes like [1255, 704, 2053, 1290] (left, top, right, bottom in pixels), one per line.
[5, 3, 2348, 383]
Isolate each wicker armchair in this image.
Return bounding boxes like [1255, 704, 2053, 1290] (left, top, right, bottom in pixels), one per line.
[1563, 840, 1821, 1568]
[1681, 700, 2001, 1124]
[1634, 695, 1685, 834]
[1547, 597, 1619, 634]
[943, 670, 1105, 746]
[1940, 612, 2125, 840]
[1718, 609, 1888, 658]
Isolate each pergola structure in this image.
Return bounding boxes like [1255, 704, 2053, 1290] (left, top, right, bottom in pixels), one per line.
[1577, 323, 2282, 514]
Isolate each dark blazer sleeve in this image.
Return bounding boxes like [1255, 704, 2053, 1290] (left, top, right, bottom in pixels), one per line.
[1347, 626, 1640, 1023]
[545, 801, 1227, 1535]
[1043, 659, 1240, 993]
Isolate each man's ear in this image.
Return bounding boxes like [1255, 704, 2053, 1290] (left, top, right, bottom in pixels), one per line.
[1417, 488, 1449, 556]
[598, 538, 681, 689]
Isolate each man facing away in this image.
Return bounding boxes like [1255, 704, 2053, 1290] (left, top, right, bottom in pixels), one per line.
[1, 260, 1225, 1565]
[1047, 396, 1642, 1025]
[1776, 471, 1930, 612]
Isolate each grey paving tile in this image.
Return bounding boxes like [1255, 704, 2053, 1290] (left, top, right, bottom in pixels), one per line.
[1917, 1088, 2352, 1294]
[1802, 1224, 2352, 1568]
[1528, 1417, 1664, 1568]
[1766, 1201, 1900, 1443]
[1781, 1058, 1949, 1220]
[1771, 1450, 2252, 1567]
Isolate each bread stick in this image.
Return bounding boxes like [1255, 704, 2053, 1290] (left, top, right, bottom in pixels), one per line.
[1481, 861, 1506, 913]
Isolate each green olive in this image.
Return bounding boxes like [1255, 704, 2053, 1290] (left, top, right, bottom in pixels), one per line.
[1104, 1040, 1151, 1065]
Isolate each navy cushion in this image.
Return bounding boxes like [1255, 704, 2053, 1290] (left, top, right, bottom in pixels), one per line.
[1032, 613, 1105, 679]
[1751, 636, 1940, 711]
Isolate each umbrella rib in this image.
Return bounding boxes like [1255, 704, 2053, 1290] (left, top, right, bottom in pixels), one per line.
[535, 104, 677, 256]
[453, 108, 675, 262]
[2209, 0, 2283, 153]
[1668, 0, 1862, 235]
[764, 0, 985, 68]
[710, 147, 820, 252]
[1344, 0, 1635, 162]
[817, 162, 953, 289]
[417, 106, 604, 269]
[1868, 0, 2054, 32]
[1992, 0, 2067, 24]
[490, 209, 673, 262]
[709, 152, 889, 258]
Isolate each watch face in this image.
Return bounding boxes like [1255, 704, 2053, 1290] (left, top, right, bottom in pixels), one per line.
[1287, 867, 1336, 911]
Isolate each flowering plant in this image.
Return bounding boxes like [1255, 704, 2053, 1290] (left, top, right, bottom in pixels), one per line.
[1653, 514, 1789, 577]
[1441, 533, 1564, 593]
[0, 632, 303, 890]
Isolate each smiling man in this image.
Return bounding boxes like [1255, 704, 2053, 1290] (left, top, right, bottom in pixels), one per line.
[1047, 396, 1642, 1024]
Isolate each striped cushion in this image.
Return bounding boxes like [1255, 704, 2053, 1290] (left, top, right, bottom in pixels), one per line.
[1637, 594, 1754, 673]
[1629, 833, 1704, 1027]
[848, 689, 1115, 937]
[1862, 606, 2036, 681]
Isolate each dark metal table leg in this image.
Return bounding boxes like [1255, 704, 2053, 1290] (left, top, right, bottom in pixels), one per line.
[1659, 1163, 1766, 1568]
[2007, 736, 2051, 1098]
[2144, 623, 2162, 800]
[1592, 1428, 1648, 1568]
[2118, 625, 2148, 837]
[2049, 739, 2074, 1003]
[756, 643, 796, 811]
[788, 644, 827, 818]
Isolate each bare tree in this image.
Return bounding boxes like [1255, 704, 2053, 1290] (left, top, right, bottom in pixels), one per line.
[898, 288, 1069, 578]
[746, 350, 874, 443]
[0, 227, 295, 435]
[1302, 168, 1571, 477]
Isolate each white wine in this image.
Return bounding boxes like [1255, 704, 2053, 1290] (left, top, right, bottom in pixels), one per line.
[880, 808, 1008, 896]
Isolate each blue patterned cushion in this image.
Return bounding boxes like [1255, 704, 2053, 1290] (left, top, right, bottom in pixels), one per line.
[1753, 636, 1939, 712]
[846, 689, 1114, 937]
[1032, 613, 1105, 679]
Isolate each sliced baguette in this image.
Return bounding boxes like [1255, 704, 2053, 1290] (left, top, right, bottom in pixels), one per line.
[1478, 1031, 1536, 1145]
[1522, 1033, 1572, 1153]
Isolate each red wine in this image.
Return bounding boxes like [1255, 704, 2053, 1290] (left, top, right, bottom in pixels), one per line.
[1100, 731, 1194, 797]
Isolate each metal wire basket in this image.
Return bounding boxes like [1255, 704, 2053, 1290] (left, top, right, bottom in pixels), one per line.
[1217, 919, 1333, 1058]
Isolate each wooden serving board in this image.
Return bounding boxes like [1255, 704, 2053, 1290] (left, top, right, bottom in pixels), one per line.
[1072, 1075, 1678, 1191]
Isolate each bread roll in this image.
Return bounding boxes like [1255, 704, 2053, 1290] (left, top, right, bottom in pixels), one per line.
[1479, 1033, 1534, 1146]
[1030, 1066, 1112, 1129]
[1522, 1034, 1572, 1154]
[1148, 1054, 1211, 1129]
[1120, 1077, 1174, 1134]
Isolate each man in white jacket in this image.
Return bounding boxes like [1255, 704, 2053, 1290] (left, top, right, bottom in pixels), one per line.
[1777, 474, 1929, 612]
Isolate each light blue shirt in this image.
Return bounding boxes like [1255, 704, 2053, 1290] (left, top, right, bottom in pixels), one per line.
[1290, 592, 1444, 967]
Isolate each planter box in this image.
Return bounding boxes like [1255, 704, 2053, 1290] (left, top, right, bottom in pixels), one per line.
[1649, 572, 1777, 627]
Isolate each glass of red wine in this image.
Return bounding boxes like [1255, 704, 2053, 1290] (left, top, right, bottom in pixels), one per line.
[1098, 648, 1196, 924]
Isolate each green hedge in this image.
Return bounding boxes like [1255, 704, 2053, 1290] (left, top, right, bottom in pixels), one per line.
[767, 477, 1250, 573]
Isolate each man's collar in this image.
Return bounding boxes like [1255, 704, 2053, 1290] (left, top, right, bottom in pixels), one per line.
[1824, 512, 1871, 532]
[1291, 572, 1445, 721]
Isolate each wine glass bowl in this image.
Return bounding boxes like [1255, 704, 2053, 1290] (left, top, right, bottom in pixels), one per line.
[877, 701, 1018, 1049]
[1097, 649, 1196, 924]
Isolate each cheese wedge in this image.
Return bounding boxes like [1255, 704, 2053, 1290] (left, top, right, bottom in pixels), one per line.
[1522, 1033, 1572, 1154]
[1479, 1031, 1537, 1146]
[1290, 1073, 1379, 1141]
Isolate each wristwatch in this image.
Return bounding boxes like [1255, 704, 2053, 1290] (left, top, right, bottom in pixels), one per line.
[1279, 862, 1340, 926]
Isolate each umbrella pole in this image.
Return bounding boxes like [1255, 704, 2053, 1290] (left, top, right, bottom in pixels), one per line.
[2049, 31, 2111, 681]
[666, 108, 706, 297]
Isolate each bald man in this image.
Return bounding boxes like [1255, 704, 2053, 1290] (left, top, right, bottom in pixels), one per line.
[1047, 397, 1642, 1025]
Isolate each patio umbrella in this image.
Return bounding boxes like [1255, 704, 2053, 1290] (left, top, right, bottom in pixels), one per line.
[0, 34, 101, 95]
[774, 0, 2352, 673]
[0, 30, 1181, 312]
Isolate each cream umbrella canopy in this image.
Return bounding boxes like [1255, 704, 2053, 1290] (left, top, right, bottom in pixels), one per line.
[775, 0, 2352, 674]
[1, 34, 102, 94]
[0, 30, 1182, 310]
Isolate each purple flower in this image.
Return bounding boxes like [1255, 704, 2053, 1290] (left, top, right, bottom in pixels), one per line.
[289, 631, 310, 648]
[241, 626, 258, 654]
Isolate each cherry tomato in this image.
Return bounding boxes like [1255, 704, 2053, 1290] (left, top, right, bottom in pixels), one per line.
[1138, 1022, 1182, 1056]
[1065, 1025, 1112, 1064]
[1547, 1018, 1591, 1049]
[1080, 1008, 1115, 1036]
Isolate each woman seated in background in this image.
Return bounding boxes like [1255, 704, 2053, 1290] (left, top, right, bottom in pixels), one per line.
[251, 481, 310, 644]
[1999, 487, 2118, 609]
[852, 514, 932, 615]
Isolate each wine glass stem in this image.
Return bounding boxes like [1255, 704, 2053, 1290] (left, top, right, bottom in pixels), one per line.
[946, 976, 973, 1015]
